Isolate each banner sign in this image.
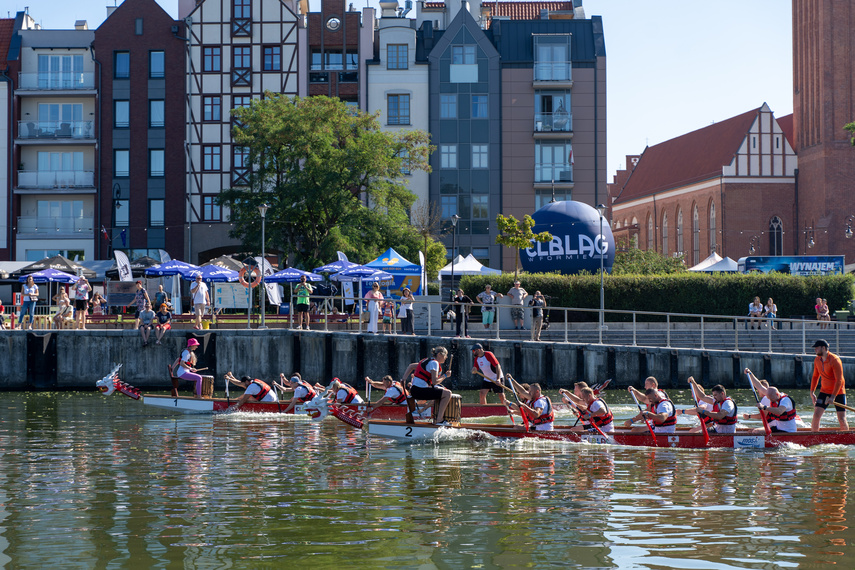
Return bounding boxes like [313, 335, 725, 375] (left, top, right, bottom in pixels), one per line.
[739, 256, 845, 276]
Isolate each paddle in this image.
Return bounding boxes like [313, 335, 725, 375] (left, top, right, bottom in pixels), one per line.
[688, 385, 710, 446]
[471, 370, 515, 426]
[400, 375, 416, 424]
[505, 374, 530, 431]
[569, 402, 609, 439]
[630, 390, 658, 445]
[746, 370, 771, 437]
[833, 401, 855, 414]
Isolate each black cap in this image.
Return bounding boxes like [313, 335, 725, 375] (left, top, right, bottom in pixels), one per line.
[240, 376, 252, 383]
[813, 339, 829, 349]
[472, 343, 484, 352]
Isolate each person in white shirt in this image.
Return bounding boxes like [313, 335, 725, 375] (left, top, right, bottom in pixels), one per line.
[565, 387, 614, 433]
[190, 275, 210, 330]
[225, 372, 278, 410]
[678, 378, 738, 434]
[628, 389, 676, 434]
[744, 369, 798, 433]
[508, 383, 554, 431]
[365, 375, 409, 409]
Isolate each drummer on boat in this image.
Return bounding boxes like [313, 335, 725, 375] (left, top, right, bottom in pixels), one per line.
[471, 343, 507, 405]
[276, 372, 318, 414]
[744, 369, 798, 433]
[677, 378, 738, 434]
[399, 346, 454, 425]
[506, 382, 554, 431]
[364, 375, 408, 410]
[225, 372, 278, 410]
[175, 338, 204, 398]
[561, 386, 614, 433]
[626, 388, 676, 433]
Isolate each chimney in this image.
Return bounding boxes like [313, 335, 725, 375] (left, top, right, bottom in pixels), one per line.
[74, 20, 89, 30]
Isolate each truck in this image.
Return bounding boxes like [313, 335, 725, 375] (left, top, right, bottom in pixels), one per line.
[736, 255, 845, 275]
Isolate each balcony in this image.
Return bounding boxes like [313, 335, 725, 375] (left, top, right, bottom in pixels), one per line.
[534, 112, 573, 134]
[17, 216, 94, 237]
[17, 72, 96, 92]
[534, 164, 574, 184]
[17, 121, 94, 141]
[16, 170, 96, 191]
[533, 63, 573, 85]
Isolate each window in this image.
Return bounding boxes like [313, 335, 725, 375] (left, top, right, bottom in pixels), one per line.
[233, 46, 251, 85]
[535, 142, 573, 182]
[676, 208, 684, 256]
[692, 205, 700, 264]
[149, 150, 165, 177]
[440, 94, 457, 119]
[203, 195, 221, 221]
[203, 145, 221, 171]
[472, 195, 489, 219]
[535, 189, 568, 210]
[114, 101, 129, 128]
[232, 95, 252, 126]
[471, 95, 488, 119]
[647, 214, 653, 250]
[233, 0, 252, 36]
[533, 35, 571, 81]
[150, 51, 164, 78]
[149, 100, 164, 128]
[38, 103, 83, 136]
[38, 54, 84, 89]
[661, 212, 669, 255]
[114, 201, 129, 226]
[114, 52, 130, 79]
[441, 145, 457, 168]
[471, 144, 488, 168]
[203, 47, 221, 72]
[441, 195, 457, 219]
[203, 96, 221, 122]
[769, 216, 783, 255]
[387, 94, 410, 125]
[114, 150, 130, 177]
[149, 199, 164, 226]
[451, 45, 476, 64]
[709, 201, 716, 253]
[263, 46, 281, 71]
[397, 148, 410, 175]
[233, 146, 250, 185]
[535, 91, 571, 131]
[387, 44, 408, 69]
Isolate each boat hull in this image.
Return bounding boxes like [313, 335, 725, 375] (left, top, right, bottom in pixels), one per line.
[365, 420, 855, 448]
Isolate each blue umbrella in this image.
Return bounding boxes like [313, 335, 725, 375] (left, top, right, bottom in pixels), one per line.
[313, 259, 360, 274]
[19, 268, 78, 283]
[331, 266, 394, 283]
[182, 266, 239, 282]
[266, 267, 324, 283]
[145, 259, 201, 277]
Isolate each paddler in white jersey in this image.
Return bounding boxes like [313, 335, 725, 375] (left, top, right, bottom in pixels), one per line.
[365, 375, 409, 411]
[276, 372, 318, 414]
[225, 372, 278, 410]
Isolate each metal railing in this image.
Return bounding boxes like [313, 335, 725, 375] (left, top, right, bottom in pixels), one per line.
[17, 216, 94, 235]
[534, 112, 572, 132]
[18, 72, 95, 90]
[18, 121, 94, 139]
[534, 164, 573, 183]
[533, 63, 572, 82]
[17, 170, 95, 189]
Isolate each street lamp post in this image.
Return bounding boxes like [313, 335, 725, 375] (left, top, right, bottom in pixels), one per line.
[258, 204, 269, 330]
[450, 214, 460, 300]
[596, 204, 607, 342]
[748, 234, 760, 255]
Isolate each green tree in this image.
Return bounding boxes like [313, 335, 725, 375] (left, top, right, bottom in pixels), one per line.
[219, 94, 437, 269]
[845, 121, 855, 146]
[612, 236, 687, 274]
[495, 214, 553, 278]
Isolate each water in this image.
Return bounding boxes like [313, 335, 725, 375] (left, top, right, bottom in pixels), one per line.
[1, 390, 854, 569]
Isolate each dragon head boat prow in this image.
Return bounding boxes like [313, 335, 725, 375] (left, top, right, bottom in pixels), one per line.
[96, 364, 141, 400]
[304, 393, 331, 420]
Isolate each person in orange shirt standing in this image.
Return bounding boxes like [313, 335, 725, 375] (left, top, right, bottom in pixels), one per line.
[810, 339, 849, 431]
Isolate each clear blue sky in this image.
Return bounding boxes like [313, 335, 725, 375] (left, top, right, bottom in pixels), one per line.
[14, 0, 793, 180]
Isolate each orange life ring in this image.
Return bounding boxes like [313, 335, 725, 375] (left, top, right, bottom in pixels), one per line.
[238, 267, 263, 288]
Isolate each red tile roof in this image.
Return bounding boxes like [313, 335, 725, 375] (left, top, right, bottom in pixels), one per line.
[0, 19, 15, 64]
[424, 1, 574, 20]
[777, 113, 794, 148]
[612, 107, 761, 205]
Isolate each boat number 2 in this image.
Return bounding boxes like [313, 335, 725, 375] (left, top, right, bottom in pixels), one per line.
[405, 427, 412, 437]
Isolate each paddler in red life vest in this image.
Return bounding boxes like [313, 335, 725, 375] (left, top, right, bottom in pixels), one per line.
[507, 382, 554, 431]
[364, 375, 409, 410]
[399, 346, 454, 425]
[677, 378, 738, 434]
[471, 343, 507, 405]
[627, 388, 677, 434]
[325, 378, 365, 405]
[225, 372, 278, 410]
[564, 386, 614, 433]
[626, 376, 668, 413]
[744, 369, 799, 433]
[276, 372, 318, 414]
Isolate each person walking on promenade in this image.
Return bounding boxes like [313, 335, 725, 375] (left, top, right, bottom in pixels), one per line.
[810, 339, 849, 430]
[452, 288, 473, 338]
[476, 284, 502, 330]
[190, 275, 210, 330]
[507, 280, 528, 330]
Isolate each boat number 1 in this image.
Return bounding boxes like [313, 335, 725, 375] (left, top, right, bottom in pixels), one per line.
[174, 398, 178, 406]
[405, 427, 412, 437]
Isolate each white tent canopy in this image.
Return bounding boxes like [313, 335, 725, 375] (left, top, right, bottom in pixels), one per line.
[688, 252, 723, 271]
[438, 254, 501, 277]
[689, 253, 738, 272]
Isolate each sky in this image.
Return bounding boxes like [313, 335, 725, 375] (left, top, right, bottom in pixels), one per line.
[11, 0, 793, 180]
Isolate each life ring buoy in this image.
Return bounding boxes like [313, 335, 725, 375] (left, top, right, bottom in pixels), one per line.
[238, 267, 263, 288]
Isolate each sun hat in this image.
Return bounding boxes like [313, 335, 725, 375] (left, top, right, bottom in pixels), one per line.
[187, 338, 200, 347]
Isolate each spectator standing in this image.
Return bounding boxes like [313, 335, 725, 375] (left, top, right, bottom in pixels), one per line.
[381, 300, 393, 333]
[90, 292, 105, 316]
[476, 284, 503, 330]
[452, 288, 473, 338]
[399, 287, 415, 335]
[190, 275, 210, 330]
[73, 275, 91, 330]
[529, 291, 546, 341]
[294, 275, 314, 330]
[18, 275, 39, 330]
[154, 285, 169, 312]
[364, 282, 384, 333]
[507, 280, 529, 330]
[132, 281, 151, 329]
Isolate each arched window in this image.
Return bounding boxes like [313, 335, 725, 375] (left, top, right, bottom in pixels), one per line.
[661, 212, 669, 255]
[615, 220, 621, 229]
[632, 217, 639, 248]
[709, 201, 717, 253]
[647, 214, 653, 250]
[676, 208, 684, 257]
[692, 205, 700, 264]
[769, 216, 783, 255]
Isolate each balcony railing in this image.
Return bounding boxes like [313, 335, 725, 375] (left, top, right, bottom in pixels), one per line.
[17, 72, 95, 90]
[17, 170, 95, 189]
[18, 121, 94, 139]
[535, 164, 573, 183]
[533, 63, 572, 82]
[17, 216, 94, 235]
[534, 112, 572, 132]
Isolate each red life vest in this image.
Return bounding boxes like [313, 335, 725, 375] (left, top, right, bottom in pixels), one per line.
[652, 398, 677, 427]
[647, 389, 669, 412]
[414, 358, 435, 385]
[388, 382, 407, 404]
[249, 379, 271, 402]
[589, 398, 614, 427]
[768, 394, 796, 422]
[529, 396, 554, 426]
[295, 380, 317, 403]
[712, 396, 738, 425]
[338, 383, 359, 404]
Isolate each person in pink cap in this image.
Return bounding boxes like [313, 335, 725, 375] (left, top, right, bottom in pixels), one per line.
[175, 338, 203, 397]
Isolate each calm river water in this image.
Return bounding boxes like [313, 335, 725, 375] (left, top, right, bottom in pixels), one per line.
[1, 389, 854, 569]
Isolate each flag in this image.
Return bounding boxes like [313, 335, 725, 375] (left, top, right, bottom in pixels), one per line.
[114, 251, 134, 282]
[120, 229, 127, 247]
[158, 249, 171, 263]
[255, 256, 282, 306]
[569, 148, 574, 165]
[101, 225, 110, 242]
[337, 251, 349, 262]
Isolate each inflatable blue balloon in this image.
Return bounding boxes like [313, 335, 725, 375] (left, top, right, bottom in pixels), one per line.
[519, 201, 615, 275]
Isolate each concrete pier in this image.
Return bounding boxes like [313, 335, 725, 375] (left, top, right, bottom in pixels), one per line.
[0, 329, 846, 391]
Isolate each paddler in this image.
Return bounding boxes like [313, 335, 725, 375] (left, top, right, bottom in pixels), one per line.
[276, 372, 318, 414]
[677, 379, 738, 434]
[225, 372, 278, 410]
[364, 375, 408, 410]
[506, 382, 554, 431]
[564, 386, 614, 433]
[471, 343, 507, 405]
[627, 376, 668, 409]
[399, 346, 454, 425]
[626, 388, 676, 433]
[744, 370, 797, 434]
[810, 339, 849, 430]
[324, 378, 365, 405]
